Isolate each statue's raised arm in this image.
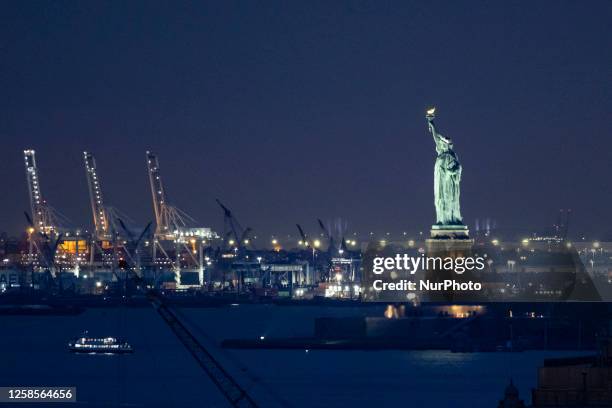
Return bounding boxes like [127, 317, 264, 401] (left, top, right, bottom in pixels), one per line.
[426, 107, 437, 136]
[426, 107, 451, 154]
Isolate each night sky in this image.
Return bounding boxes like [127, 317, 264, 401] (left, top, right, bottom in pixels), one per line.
[1, 1, 611, 240]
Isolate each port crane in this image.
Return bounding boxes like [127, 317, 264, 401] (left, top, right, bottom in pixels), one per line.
[296, 224, 309, 247]
[146, 151, 212, 285]
[317, 218, 349, 254]
[215, 199, 259, 291]
[216, 199, 253, 249]
[317, 219, 342, 254]
[83, 151, 140, 271]
[23, 150, 76, 276]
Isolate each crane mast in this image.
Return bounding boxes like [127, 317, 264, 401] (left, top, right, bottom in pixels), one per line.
[146, 151, 171, 237]
[23, 149, 57, 235]
[83, 152, 109, 240]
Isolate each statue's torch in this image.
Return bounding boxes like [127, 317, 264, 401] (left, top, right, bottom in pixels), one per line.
[426, 107, 436, 121]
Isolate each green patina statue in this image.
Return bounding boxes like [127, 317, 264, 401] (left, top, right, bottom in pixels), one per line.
[426, 108, 463, 226]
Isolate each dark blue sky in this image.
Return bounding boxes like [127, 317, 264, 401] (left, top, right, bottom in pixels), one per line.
[1, 1, 611, 239]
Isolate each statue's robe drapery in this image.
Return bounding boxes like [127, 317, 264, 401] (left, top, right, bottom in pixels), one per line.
[431, 125, 463, 225]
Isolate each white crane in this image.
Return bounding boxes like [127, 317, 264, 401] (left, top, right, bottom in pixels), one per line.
[146, 151, 215, 285]
[83, 151, 144, 275]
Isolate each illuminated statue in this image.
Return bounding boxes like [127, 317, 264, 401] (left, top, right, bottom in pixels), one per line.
[426, 108, 463, 225]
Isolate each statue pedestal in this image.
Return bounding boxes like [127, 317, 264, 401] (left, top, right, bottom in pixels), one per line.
[425, 225, 478, 302]
[429, 224, 470, 240]
[426, 225, 474, 255]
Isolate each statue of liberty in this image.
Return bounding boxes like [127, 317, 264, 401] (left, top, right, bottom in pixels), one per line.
[426, 108, 463, 226]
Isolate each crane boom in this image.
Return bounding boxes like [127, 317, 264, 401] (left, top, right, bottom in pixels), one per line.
[216, 199, 240, 241]
[151, 297, 259, 407]
[83, 152, 109, 240]
[146, 151, 198, 239]
[146, 151, 168, 236]
[296, 224, 308, 245]
[23, 149, 57, 235]
[317, 219, 329, 238]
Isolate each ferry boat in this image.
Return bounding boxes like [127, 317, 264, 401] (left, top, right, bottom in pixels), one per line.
[68, 332, 133, 354]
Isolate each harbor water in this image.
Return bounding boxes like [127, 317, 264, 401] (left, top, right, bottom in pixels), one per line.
[0, 305, 589, 407]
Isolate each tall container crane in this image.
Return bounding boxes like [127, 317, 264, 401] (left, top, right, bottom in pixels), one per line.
[146, 151, 214, 285]
[23, 149, 79, 277]
[84, 151, 148, 275]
